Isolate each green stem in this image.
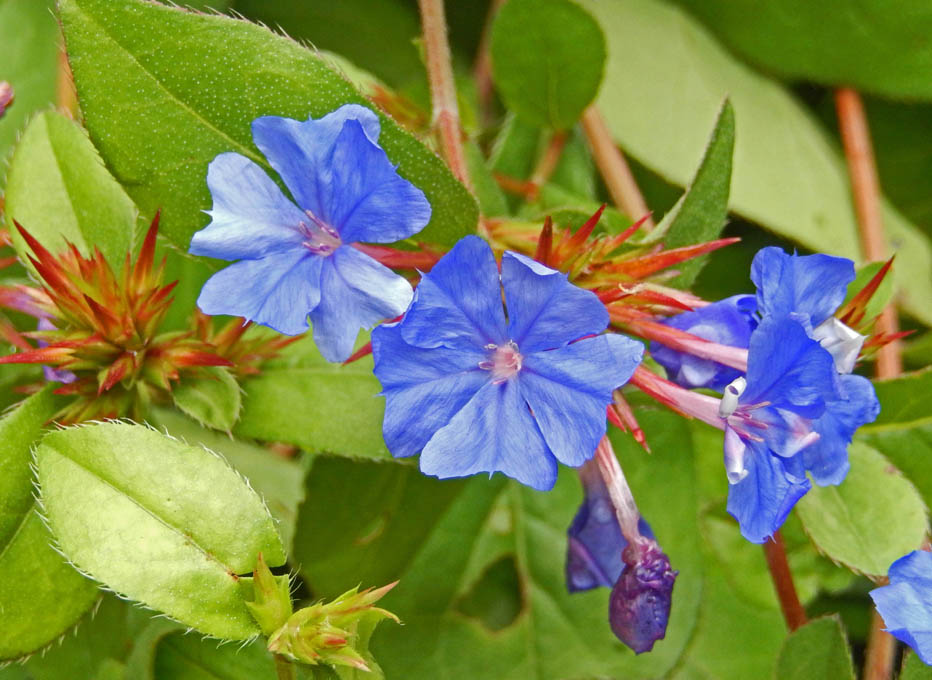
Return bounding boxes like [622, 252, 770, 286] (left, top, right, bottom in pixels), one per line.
[274, 654, 297, 680]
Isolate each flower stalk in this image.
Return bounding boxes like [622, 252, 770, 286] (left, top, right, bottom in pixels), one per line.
[762, 530, 807, 631]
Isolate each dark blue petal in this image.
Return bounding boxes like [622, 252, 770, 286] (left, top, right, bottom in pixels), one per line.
[501, 251, 608, 354]
[196, 249, 322, 336]
[726, 439, 811, 543]
[321, 119, 430, 243]
[803, 373, 880, 485]
[519, 334, 643, 467]
[419, 378, 558, 490]
[743, 316, 839, 417]
[651, 294, 757, 391]
[751, 247, 855, 326]
[609, 539, 677, 654]
[251, 106, 381, 217]
[190, 152, 307, 261]
[400, 236, 507, 350]
[372, 323, 487, 458]
[309, 246, 413, 362]
[870, 550, 932, 665]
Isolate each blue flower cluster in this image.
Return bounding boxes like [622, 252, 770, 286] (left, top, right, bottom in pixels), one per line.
[655, 247, 880, 542]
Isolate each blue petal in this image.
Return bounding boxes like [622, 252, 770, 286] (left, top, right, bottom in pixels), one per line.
[251, 106, 381, 216]
[309, 246, 414, 362]
[190, 153, 306, 261]
[726, 440, 811, 543]
[802, 373, 880, 485]
[400, 235, 507, 350]
[519, 334, 643, 467]
[501, 251, 608, 354]
[743, 316, 839, 417]
[372, 323, 487, 458]
[419, 378, 558, 490]
[870, 551, 932, 664]
[751, 247, 855, 326]
[320, 119, 431, 243]
[196, 249, 322, 335]
[651, 294, 757, 391]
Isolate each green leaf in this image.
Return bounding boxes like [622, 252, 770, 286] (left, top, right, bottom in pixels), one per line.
[669, 0, 932, 101]
[0, 0, 59, 165]
[235, 335, 389, 459]
[4, 111, 136, 269]
[297, 409, 703, 678]
[154, 409, 306, 552]
[172, 366, 242, 432]
[860, 424, 932, 520]
[490, 0, 605, 130]
[901, 651, 932, 680]
[59, 0, 477, 251]
[0, 388, 98, 660]
[583, 0, 932, 326]
[871, 368, 932, 427]
[152, 633, 278, 679]
[774, 616, 855, 680]
[651, 99, 734, 286]
[796, 442, 929, 578]
[35, 421, 285, 639]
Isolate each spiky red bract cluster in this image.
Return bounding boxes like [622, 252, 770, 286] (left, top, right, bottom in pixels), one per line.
[0, 214, 286, 422]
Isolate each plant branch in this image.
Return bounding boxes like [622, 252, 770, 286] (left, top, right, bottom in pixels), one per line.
[763, 531, 807, 631]
[274, 654, 297, 680]
[581, 106, 654, 230]
[418, 0, 471, 189]
[473, 0, 505, 128]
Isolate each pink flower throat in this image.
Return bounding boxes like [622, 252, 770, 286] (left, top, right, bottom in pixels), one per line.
[479, 341, 523, 383]
[299, 209, 342, 255]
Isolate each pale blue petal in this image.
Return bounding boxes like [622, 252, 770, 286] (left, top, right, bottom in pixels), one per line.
[871, 551, 932, 664]
[419, 378, 558, 491]
[501, 251, 608, 354]
[310, 246, 413, 362]
[519, 334, 643, 467]
[802, 373, 880, 485]
[322, 119, 430, 243]
[372, 323, 487, 458]
[751, 247, 855, 326]
[400, 236, 507, 350]
[196, 249, 322, 335]
[251, 106, 380, 216]
[726, 440, 811, 544]
[190, 153, 306, 260]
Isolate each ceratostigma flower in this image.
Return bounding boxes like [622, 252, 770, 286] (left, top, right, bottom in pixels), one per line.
[371, 236, 643, 490]
[189, 104, 431, 362]
[870, 550, 932, 665]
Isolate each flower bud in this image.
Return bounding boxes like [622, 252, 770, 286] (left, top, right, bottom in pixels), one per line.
[609, 539, 677, 654]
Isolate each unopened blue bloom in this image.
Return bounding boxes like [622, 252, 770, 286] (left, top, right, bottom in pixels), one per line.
[189, 104, 431, 362]
[566, 469, 653, 592]
[652, 294, 757, 390]
[371, 236, 643, 491]
[609, 539, 677, 654]
[870, 550, 932, 665]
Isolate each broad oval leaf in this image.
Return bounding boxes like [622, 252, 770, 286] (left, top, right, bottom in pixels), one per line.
[582, 0, 932, 326]
[172, 366, 242, 432]
[796, 442, 929, 578]
[58, 0, 477, 250]
[5, 111, 136, 269]
[491, 0, 606, 130]
[775, 616, 855, 680]
[0, 388, 98, 660]
[35, 421, 285, 639]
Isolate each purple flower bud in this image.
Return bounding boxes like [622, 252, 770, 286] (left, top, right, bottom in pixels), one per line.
[609, 539, 677, 654]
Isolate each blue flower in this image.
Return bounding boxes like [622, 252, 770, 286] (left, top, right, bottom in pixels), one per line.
[371, 236, 643, 491]
[870, 550, 932, 665]
[651, 294, 757, 390]
[189, 104, 431, 362]
[720, 315, 841, 543]
[566, 467, 654, 592]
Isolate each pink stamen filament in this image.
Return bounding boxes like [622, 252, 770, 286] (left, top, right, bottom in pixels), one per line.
[299, 210, 342, 255]
[479, 340, 523, 383]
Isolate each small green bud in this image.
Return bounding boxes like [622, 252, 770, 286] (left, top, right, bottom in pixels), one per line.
[245, 552, 293, 636]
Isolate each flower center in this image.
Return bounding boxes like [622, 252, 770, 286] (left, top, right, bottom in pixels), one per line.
[479, 340, 523, 383]
[299, 209, 342, 256]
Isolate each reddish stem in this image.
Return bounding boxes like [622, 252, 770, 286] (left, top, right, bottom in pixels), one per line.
[473, 0, 505, 128]
[763, 531, 807, 631]
[526, 130, 569, 201]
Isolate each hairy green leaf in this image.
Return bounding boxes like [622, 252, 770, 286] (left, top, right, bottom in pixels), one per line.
[4, 111, 136, 268]
[153, 633, 277, 679]
[796, 442, 929, 578]
[59, 0, 477, 251]
[35, 421, 285, 639]
[0, 388, 97, 661]
[490, 0, 605, 130]
[583, 0, 932, 325]
[774, 616, 855, 680]
[172, 366, 242, 432]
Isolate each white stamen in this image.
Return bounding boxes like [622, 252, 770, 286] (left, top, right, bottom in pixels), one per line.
[812, 317, 865, 374]
[718, 376, 746, 418]
[723, 427, 749, 483]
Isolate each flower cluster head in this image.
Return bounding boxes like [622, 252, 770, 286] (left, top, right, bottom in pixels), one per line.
[371, 236, 643, 491]
[189, 104, 431, 362]
[870, 550, 932, 664]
